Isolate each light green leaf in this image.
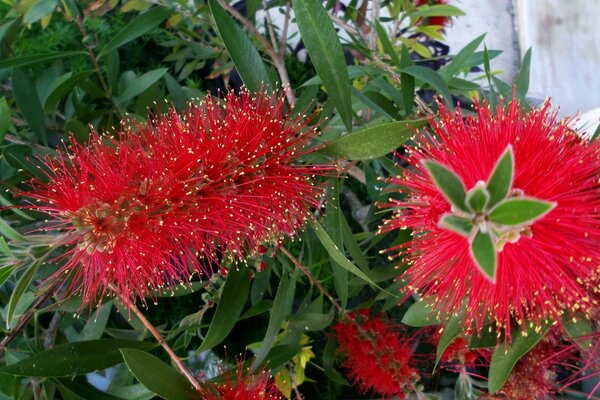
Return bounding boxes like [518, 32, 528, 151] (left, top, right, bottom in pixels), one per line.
[375, 21, 400, 67]
[401, 299, 440, 327]
[6, 260, 40, 327]
[465, 185, 490, 213]
[439, 214, 474, 237]
[12, 68, 47, 145]
[470, 230, 497, 282]
[411, 4, 465, 18]
[197, 266, 251, 352]
[0, 265, 16, 287]
[99, 7, 171, 58]
[435, 314, 463, 366]
[488, 198, 556, 226]
[293, 0, 352, 130]
[23, 0, 57, 24]
[488, 324, 551, 393]
[422, 160, 469, 213]
[321, 119, 425, 160]
[400, 65, 453, 106]
[0, 339, 157, 377]
[486, 145, 514, 207]
[120, 349, 197, 400]
[514, 48, 532, 100]
[440, 34, 486, 80]
[77, 302, 113, 341]
[209, 0, 272, 93]
[118, 68, 168, 102]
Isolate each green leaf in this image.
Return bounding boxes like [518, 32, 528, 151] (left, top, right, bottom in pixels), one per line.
[23, 0, 57, 24]
[197, 266, 251, 352]
[0, 97, 10, 142]
[488, 198, 556, 226]
[470, 230, 497, 282]
[563, 317, 593, 350]
[439, 214, 473, 237]
[0, 339, 156, 377]
[251, 270, 295, 369]
[422, 160, 469, 213]
[0, 51, 86, 70]
[411, 4, 465, 18]
[435, 314, 463, 366]
[321, 119, 425, 160]
[44, 71, 92, 112]
[483, 45, 497, 110]
[12, 68, 47, 145]
[401, 299, 440, 327]
[99, 7, 171, 58]
[465, 185, 490, 213]
[375, 21, 400, 67]
[326, 179, 347, 309]
[488, 324, 551, 393]
[400, 65, 453, 106]
[440, 34, 486, 80]
[400, 46, 415, 115]
[120, 349, 197, 400]
[0, 217, 26, 242]
[311, 220, 379, 288]
[77, 302, 113, 341]
[0, 265, 16, 287]
[117, 68, 168, 102]
[514, 48, 532, 100]
[292, 0, 352, 130]
[6, 260, 40, 327]
[209, 0, 272, 93]
[486, 145, 514, 207]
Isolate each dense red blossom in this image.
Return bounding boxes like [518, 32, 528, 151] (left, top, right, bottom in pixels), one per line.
[333, 311, 420, 398]
[414, 0, 451, 28]
[378, 99, 600, 339]
[197, 361, 282, 400]
[24, 90, 331, 307]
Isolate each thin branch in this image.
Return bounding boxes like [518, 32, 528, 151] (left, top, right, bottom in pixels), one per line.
[279, 2, 292, 59]
[120, 290, 203, 392]
[280, 247, 342, 313]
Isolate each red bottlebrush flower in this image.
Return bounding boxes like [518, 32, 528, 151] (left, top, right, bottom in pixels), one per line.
[23, 90, 331, 307]
[378, 99, 600, 340]
[333, 311, 420, 398]
[197, 361, 282, 400]
[414, 0, 451, 28]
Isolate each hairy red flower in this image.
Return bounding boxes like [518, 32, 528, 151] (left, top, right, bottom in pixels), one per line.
[333, 311, 420, 398]
[414, 0, 451, 28]
[24, 90, 330, 307]
[378, 99, 600, 339]
[197, 362, 282, 400]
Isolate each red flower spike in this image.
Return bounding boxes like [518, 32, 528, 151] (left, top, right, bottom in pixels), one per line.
[23, 90, 332, 308]
[378, 99, 600, 340]
[197, 361, 283, 400]
[333, 311, 420, 398]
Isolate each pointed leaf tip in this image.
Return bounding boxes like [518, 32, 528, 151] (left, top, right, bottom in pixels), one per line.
[470, 230, 497, 282]
[489, 198, 556, 226]
[439, 214, 474, 237]
[422, 160, 469, 213]
[487, 145, 514, 207]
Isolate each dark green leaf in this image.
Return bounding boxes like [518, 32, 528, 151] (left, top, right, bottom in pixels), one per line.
[486, 145, 514, 207]
[77, 302, 113, 341]
[252, 271, 295, 368]
[0, 216, 26, 242]
[0, 264, 16, 286]
[120, 349, 197, 400]
[55, 377, 126, 400]
[0, 339, 156, 377]
[0, 97, 10, 141]
[198, 266, 251, 352]
[259, 344, 302, 370]
[326, 179, 347, 309]
[514, 48, 532, 99]
[375, 21, 400, 67]
[422, 160, 469, 213]
[117, 68, 168, 102]
[293, 0, 352, 130]
[400, 65, 452, 105]
[209, 0, 272, 92]
[483, 45, 497, 110]
[439, 214, 473, 237]
[44, 71, 92, 112]
[321, 119, 425, 160]
[435, 314, 463, 365]
[23, 0, 57, 24]
[470, 230, 497, 282]
[12, 68, 47, 145]
[401, 299, 440, 327]
[0, 52, 86, 70]
[400, 46, 415, 115]
[465, 186, 490, 213]
[99, 7, 171, 57]
[440, 34, 486, 80]
[488, 324, 550, 393]
[563, 317, 593, 350]
[489, 198, 556, 226]
[6, 260, 40, 327]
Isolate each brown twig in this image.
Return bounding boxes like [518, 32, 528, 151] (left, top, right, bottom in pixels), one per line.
[280, 247, 342, 313]
[118, 290, 203, 392]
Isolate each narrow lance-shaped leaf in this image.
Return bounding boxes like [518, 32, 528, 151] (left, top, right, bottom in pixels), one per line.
[439, 214, 474, 237]
[422, 160, 469, 213]
[470, 230, 497, 282]
[487, 145, 514, 207]
[488, 198, 556, 226]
